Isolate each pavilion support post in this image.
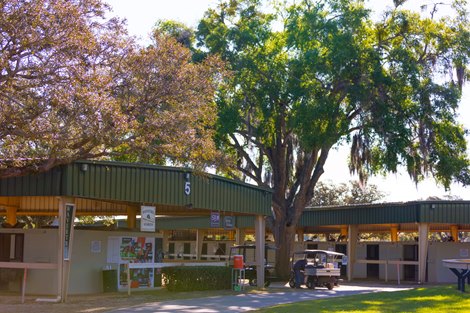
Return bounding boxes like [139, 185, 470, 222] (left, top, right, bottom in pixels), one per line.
[347, 224, 358, 282]
[450, 225, 459, 242]
[57, 197, 75, 303]
[196, 229, 205, 260]
[236, 228, 246, 245]
[391, 224, 399, 242]
[6, 207, 17, 226]
[127, 206, 137, 229]
[255, 215, 265, 288]
[418, 223, 429, 284]
[162, 231, 169, 258]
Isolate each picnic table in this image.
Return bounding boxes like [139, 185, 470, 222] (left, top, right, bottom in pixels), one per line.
[442, 259, 470, 292]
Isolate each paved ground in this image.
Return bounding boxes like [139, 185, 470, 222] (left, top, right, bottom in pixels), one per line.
[108, 282, 415, 313]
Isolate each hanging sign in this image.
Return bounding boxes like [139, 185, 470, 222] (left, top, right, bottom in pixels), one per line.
[141, 206, 156, 232]
[64, 204, 75, 260]
[210, 211, 220, 228]
[223, 216, 236, 230]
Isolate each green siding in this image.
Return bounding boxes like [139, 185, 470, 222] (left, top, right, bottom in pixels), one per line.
[0, 160, 272, 216]
[157, 217, 211, 230]
[0, 167, 64, 196]
[300, 201, 470, 226]
[235, 215, 256, 228]
[300, 203, 415, 226]
[65, 161, 271, 215]
[419, 202, 470, 224]
[156, 215, 255, 230]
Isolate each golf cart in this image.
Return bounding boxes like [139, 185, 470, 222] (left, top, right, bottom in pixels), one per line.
[229, 244, 276, 287]
[288, 249, 345, 290]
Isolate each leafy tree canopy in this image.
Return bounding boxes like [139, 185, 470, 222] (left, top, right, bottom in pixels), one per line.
[196, 0, 470, 277]
[0, 0, 225, 177]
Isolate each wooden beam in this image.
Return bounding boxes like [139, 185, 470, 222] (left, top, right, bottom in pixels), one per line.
[6, 207, 17, 225]
[391, 224, 399, 242]
[450, 225, 459, 242]
[0, 196, 20, 207]
[127, 206, 137, 229]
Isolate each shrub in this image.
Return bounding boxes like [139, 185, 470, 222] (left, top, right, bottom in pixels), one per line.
[162, 266, 232, 291]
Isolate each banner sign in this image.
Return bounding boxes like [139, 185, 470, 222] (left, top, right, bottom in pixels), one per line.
[210, 211, 220, 228]
[140, 206, 156, 232]
[64, 204, 75, 260]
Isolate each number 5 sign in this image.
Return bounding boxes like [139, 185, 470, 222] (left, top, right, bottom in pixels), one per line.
[184, 181, 191, 195]
[184, 173, 191, 195]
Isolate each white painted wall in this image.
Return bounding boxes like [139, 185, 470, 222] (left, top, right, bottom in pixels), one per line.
[1, 228, 162, 295]
[428, 241, 470, 283]
[3, 228, 469, 294]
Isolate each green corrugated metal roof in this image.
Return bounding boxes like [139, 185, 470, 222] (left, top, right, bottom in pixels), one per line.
[121, 201, 470, 230]
[0, 160, 273, 216]
[418, 201, 470, 224]
[299, 201, 470, 226]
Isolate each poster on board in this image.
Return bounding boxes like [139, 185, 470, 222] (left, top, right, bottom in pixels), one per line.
[120, 237, 154, 263]
[119, 265, 154, 289]
[118, 236, 155, 289]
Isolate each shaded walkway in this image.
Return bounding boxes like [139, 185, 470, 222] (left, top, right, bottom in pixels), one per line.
[109, 283, 415, 313]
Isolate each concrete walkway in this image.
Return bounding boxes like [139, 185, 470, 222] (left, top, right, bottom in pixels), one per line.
[108, 283, 415, 313]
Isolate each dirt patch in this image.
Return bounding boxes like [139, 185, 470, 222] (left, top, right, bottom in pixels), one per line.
[0, 292, 154, 313]
[0, 288, 268, 313]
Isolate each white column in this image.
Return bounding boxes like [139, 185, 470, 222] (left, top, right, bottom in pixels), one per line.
[255, 215, 266, 288]
[347, 224, 358, 282]
[162, 231, 169, 258]
[57, 197, 75, 302]
[236, 228, 246, 245]
[418, 223, 429, 284]
[57, 198, 64, 302]
[196, 229, 205, 260]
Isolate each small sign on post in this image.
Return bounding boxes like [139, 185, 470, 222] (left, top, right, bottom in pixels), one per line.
[141, 206, 156, 232]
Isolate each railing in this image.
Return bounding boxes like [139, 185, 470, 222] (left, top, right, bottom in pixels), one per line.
[165, 253, 230, 260]
[0, 262, 58, 303]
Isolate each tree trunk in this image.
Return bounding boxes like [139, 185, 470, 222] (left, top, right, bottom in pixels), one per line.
[273, 217, 297, 279]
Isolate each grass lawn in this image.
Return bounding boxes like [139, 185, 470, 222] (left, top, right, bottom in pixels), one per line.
[254, 285, 470, 313]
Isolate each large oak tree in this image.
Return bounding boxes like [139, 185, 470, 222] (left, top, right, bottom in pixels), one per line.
[196, 0, 470, 277]
[0, 0, 224, 177]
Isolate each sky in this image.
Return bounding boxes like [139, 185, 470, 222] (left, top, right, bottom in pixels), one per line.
[107, 0, 470, 202]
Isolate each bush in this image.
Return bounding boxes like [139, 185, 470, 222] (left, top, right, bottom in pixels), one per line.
[162, 266, 232, 291]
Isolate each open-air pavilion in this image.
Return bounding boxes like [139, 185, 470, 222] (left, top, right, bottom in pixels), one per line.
[0, 160, 272, 301]
[295, 202, 470, 284]
[2, 159, 470, 300]
[158, 201, 470, 285]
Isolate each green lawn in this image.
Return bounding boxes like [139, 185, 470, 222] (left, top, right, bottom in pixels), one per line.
[254, 285, 470, 313]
